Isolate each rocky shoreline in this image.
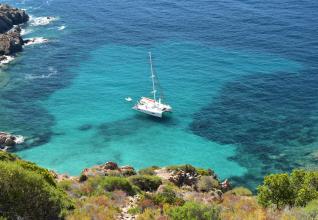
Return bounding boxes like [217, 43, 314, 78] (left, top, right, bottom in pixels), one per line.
[0, 132, 24, 151]
[0, 4, 29, 63]
[53, 161, 231, 193]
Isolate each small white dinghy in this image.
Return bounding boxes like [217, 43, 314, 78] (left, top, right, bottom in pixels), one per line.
[125, 97, 132, 102]
[133, 52, 172, 118]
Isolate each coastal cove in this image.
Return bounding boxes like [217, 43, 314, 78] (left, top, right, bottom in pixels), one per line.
[17, 42, 301, 179]
[1, 0, 318, 190]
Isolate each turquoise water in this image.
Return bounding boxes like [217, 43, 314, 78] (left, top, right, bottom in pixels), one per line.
[18, 42, 300, 178]
[1, 0, 318, 188]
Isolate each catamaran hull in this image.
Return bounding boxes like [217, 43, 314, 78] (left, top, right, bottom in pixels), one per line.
[133, 107, 162, 118]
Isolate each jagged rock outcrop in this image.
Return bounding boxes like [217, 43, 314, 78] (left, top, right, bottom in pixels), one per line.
[0, 4, 29, 56]
[0, 132, 24, 150]
[0, 4, 29, 33]
[80, 161, 137, 181]
[0, 26, 24, 55]
[167, 165, 200, 187]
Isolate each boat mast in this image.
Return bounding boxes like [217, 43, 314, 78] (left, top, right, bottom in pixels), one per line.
[149, 52, 156, 102]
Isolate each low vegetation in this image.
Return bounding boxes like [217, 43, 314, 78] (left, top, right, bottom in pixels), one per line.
[129, 175, 162, 192]
[0, 153, 74, 220]
[165, 201, 221, 220]
[138, 166, 159, 176]
[0, 151, 318, 220]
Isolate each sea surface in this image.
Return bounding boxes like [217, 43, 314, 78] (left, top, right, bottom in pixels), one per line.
[1, 0, 318, 188]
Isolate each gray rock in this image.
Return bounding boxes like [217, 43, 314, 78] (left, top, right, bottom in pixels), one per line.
[4, 137, 15, 147]
[0, 135, 6, 145]
[0, 4, 29, 33]
[0, 26, 24, 55]
[0, 4, 29, 56]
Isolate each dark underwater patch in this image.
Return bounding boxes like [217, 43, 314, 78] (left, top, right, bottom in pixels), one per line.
[97, 114, 177, 142]
[190, 70, 318, 189]
[78, 124, 93, 131]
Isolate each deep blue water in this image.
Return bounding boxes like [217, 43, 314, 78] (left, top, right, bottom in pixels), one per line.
[1, 0, 318, 188]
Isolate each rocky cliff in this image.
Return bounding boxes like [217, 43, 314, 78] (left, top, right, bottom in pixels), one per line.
[0, 4, 29, 56]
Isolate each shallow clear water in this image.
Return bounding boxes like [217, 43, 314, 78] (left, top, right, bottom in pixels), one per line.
[1, 0, 318, 188]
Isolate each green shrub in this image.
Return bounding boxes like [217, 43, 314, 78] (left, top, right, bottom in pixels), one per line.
[197, 176, 219, 192]
[257, 169, 318, 209]
[257, 173, 294, 209]
[0, 151, 56, 186]
[166, 165, 215, 177]
[122, 169, 137, 176]
[303, 199, 318, 219]
[226, 187, 253, 196]
[16, 160, 56, 186]
[99, 176, 136, 196]
[196, 168, 213, 176]
[0, 161, 74, 220]
[129, 175, 162, 192]
[58, 179, 74, 191]
[166, 164, 197, 174]
[165, 201, 221, 220]
[128, 207, 142, 215]
[293, 170, 318, 206]
[138, 166, 159, 176]
[0, 151, 19, 161]
[154, 186, 184, 206]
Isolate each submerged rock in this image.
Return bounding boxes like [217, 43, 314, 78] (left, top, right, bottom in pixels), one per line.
[78, 124, 93, 131]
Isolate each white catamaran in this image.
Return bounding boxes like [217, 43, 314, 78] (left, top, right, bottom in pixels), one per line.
[133, 52, 172, 118]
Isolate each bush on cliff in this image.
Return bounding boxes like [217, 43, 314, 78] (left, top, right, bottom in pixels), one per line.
[0, 151, 19, 161]
[257, 169, 318, 209]
[0, 151, 56, 186]
[154, 185, 184, 206]
[129, 175, 162, 192]
[0, 161, 74, 220]
[99, 176, 137, 196]
[302, 199, 318, 219]
[165, 201, 221, 220]
[196, 168, 214, 176]
[257, 173, 295, 209]
[65, 196, 118, 220]
[197, 176, 220, 192]
[225, 187, 253, 196]
[291, 169, 318, 207]
[166, 164, 197, 174]
[138, 166, 159, 175]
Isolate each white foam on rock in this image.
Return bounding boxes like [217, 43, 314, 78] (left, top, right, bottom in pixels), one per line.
[21, 28, 33, 36]
[24, 37, 49, 46]
[30, 16, 58, 26]
[14, 135, 25, 144]
[0, 56, 15, 66]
